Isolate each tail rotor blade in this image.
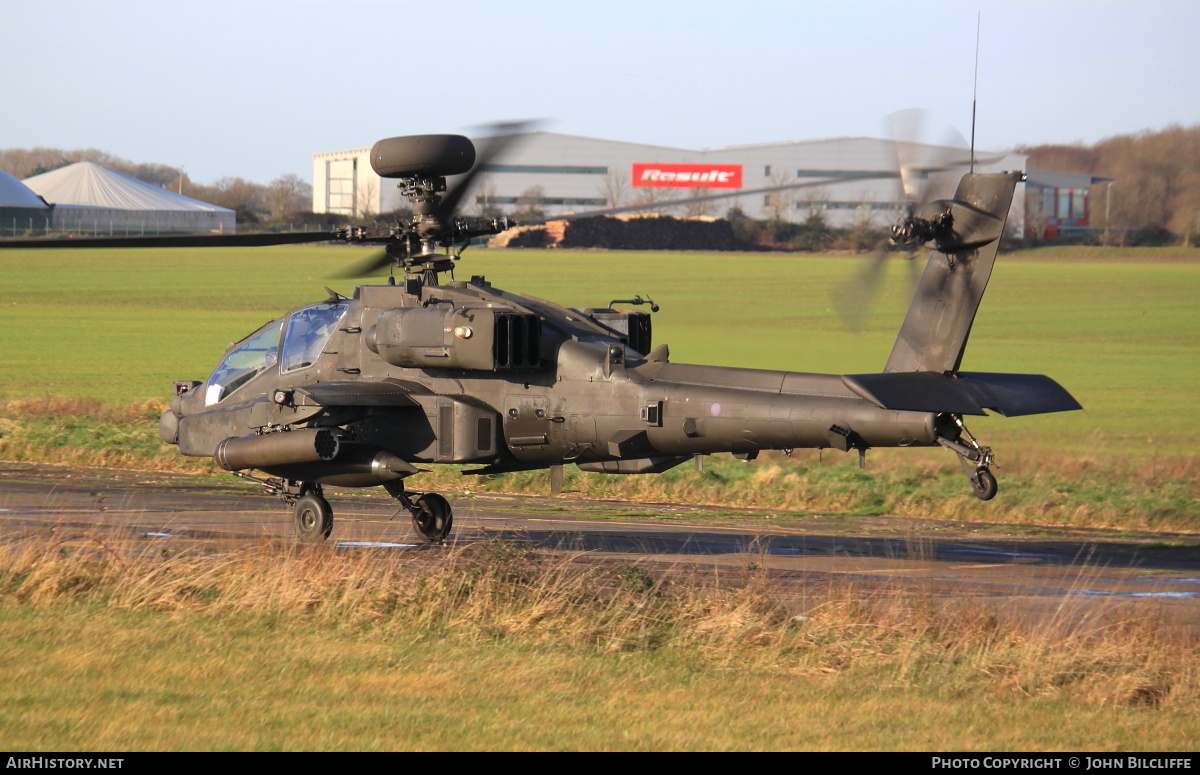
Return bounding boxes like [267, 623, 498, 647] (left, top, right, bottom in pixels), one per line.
[905, 251, 921, 292]
[887, 108, 928, 205]
[832, 239, 889, 332]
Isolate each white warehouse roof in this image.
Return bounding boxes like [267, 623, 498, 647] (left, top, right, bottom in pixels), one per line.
[24, 162, 228, 213]
[23, 162, 235, 234]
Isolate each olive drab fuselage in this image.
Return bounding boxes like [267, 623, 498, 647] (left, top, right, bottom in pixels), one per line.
[164, 277, 946, 484]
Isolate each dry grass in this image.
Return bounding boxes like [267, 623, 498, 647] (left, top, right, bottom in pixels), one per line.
[2, 535, 1196, 714]
[0, 396, 210, 472]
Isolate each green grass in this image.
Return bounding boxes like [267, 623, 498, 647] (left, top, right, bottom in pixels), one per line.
[2, 244, 1197, 454]
[2, 244, 1198, 532]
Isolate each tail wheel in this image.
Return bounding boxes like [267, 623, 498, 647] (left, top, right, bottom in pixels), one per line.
[412, 493, 453, 542]
[293, 493, 333, 543]
[972, 469, 998, 501]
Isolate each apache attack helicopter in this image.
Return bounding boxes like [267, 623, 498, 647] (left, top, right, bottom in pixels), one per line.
[1, 130, 1081, 544]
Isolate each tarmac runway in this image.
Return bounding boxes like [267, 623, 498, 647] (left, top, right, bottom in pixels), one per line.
[2, 461, 1198, 633]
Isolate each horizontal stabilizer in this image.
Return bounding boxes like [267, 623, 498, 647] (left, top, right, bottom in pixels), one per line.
[842, 371, 1082, 417]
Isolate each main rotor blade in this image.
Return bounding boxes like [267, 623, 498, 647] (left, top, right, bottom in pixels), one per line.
[328, 248, 394, 279]
[520, 171, 898, 225]
[436, 120, 542, 221]
[0, 231, 341, 249]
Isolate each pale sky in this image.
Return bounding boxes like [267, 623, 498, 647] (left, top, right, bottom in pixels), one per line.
[4, 0, 1197, 185]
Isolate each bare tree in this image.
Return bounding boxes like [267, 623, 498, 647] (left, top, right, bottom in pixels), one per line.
[631, 182, 679, 214]
[797, 184, 830, 224]
[0, 147, 184, 189]
[185, 177, 268, 223]
[847, 190, 888, 251]
[354, 177, 379, 219]
[474, 174, 503, 216]
[1019, 124, 1200, 235]
[685, 187, 717, 217]
[266, 173, 311, 222]
[598, 170, 629, 209]
[512, 185, 545, 220]
[764, 170, 795, 222]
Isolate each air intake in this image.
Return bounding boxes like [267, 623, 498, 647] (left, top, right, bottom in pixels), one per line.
[494, 313, 540, 369]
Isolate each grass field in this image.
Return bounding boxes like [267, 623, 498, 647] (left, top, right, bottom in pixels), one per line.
[2, 244, 1199, 750]
[1, 244, 1198, 525]
[1, 244, 1197, 453]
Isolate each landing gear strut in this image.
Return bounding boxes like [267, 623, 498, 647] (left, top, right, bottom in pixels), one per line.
[936, 415, 999, 501]
[384, 483, 454, 542]
[233, 472, 455, 543]
[233, 472, 337, 543]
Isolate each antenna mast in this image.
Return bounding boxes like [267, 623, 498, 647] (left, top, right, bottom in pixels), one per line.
[970, 12, 981, 173]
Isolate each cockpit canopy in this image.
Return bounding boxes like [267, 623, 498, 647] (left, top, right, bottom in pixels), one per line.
[205, 303, 345, 405]
[281, 303, 345, 373]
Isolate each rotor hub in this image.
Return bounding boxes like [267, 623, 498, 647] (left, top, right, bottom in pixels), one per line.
[891, 208, 953, 248]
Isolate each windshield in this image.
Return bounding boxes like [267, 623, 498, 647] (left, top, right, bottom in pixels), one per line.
[281, 303, 345, 373]
[205, 319, 283, 406]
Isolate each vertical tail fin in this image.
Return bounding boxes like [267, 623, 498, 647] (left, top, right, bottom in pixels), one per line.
[884, 171, 1020, 374]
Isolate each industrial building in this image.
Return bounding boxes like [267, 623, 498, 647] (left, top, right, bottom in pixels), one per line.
[1024, 168, 1115, 239]
[313, 131, 1028, 232]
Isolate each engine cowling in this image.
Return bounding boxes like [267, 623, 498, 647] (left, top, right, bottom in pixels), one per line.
[365, 306, 540, 371]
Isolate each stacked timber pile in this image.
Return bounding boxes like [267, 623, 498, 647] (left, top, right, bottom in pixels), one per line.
[543, 219, 567, 244]
[490, 219, 567, 248]
[560, 214, 752, 250]
[490, 214, 756, 251]
[491, 225, 552, 247]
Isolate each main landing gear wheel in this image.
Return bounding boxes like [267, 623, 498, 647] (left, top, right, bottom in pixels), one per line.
[971, 469, 998, 501]
[293, 492, 333, 543]
[412, 493, 453, 542]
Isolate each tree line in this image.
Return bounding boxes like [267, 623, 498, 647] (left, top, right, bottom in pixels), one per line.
[0, 148, 314, 227]
[1017, 124, 1200, 241]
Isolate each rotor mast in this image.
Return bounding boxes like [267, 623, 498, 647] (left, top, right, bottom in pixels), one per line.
[364, 132, 522, 291]
[403, 173, 459, 287]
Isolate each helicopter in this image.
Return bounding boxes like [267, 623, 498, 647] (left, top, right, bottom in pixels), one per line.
[0, 130, 1081, 544]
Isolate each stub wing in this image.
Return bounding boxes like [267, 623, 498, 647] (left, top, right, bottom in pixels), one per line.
[842, 371, 1082, 417]
[292, 379, 425, 407]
